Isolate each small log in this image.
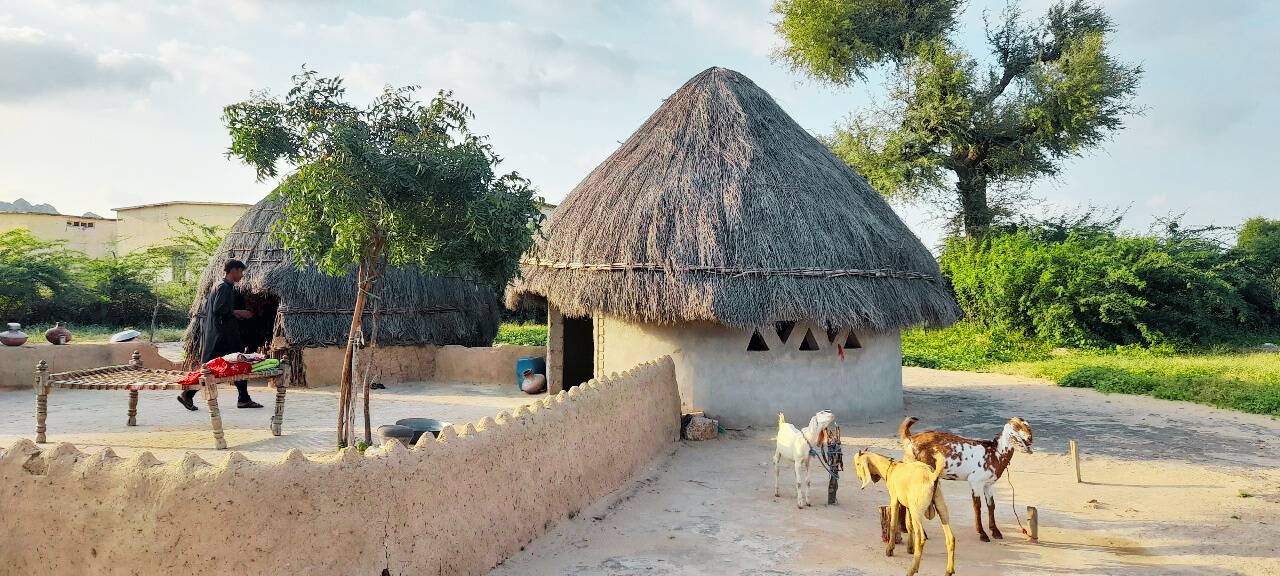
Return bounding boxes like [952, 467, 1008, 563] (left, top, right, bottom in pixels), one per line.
[1027, 506, 1039, 541]
[1069, 439, 1081, 483]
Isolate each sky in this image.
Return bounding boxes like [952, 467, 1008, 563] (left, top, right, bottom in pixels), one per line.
[1, 0, 1276, 250]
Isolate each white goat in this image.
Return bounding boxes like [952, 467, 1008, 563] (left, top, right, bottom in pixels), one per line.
[773, 410, 837, 508]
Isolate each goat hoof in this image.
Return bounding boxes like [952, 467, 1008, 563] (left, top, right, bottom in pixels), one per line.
[979, 533, 991, 542]
[884, 548, 894, 557]
[992, 531, 1004, 540]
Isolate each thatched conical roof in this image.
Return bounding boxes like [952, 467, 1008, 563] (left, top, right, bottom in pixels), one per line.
[508, 67, 957, 331]
[183, 195, 499, 361]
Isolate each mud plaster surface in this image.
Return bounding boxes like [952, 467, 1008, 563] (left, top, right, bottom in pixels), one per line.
[492, 367, 1280, 576]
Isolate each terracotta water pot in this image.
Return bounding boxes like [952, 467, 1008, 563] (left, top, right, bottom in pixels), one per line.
[1, 323, 28, 347]
[45, 322, 72, 345]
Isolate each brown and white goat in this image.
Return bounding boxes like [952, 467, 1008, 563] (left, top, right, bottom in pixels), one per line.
[855, 450, 956, 576]
[773, 410, 836, 508]
[899, 415, 1033, 541]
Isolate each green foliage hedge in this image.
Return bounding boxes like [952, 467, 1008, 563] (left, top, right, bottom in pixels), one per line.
[940, 217, 1280, 347]
[0, 229, 193, 327]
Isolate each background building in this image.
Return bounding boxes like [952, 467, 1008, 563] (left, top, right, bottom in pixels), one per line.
[0, 209, 117, 258]
[1, 197, 250, 279]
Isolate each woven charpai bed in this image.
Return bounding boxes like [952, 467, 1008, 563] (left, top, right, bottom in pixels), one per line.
[33, 351, 289, 450]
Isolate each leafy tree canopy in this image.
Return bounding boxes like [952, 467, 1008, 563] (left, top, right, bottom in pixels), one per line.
[773, 0, 1142, 236]
[223, 68, 543, 288]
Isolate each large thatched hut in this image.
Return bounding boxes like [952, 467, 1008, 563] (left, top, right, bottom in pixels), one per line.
[508, 67, 958, 425]
[184, 195, 500, 386]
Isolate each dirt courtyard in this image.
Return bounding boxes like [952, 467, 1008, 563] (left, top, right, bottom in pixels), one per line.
[493, 368, 1280, 576]
[0, 380, 532, 462]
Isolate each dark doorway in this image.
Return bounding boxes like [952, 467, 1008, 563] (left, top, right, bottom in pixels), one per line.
[561, 315, 594, 390]
[239, 291, 280, 354]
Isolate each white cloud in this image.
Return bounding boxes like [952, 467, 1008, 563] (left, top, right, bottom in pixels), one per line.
[664, 0, 777, 57]
[154, 41, 257, 99]
[0, 26, 169, 102]
[315, 10, 640, 107]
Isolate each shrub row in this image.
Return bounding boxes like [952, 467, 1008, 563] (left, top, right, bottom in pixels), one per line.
[940, 217, 1280, 347]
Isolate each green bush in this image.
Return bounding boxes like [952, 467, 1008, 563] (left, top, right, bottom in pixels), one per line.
[0, 230, 82, 322]
[494, 323, 547, 346]
[940, 217, 1275, 347]
[0, 229, 189, 328]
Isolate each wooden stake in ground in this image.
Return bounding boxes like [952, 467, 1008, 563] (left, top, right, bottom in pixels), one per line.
[1027, 506, 1039, 541]
[1069, 439, 1081, 483]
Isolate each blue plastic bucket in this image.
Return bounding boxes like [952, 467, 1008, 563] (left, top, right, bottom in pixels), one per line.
[515, 356, 547, 389]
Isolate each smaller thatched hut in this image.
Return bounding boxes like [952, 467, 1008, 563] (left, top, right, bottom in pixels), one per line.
[184, 196, 500, 386]
[508, 67, 958, 425]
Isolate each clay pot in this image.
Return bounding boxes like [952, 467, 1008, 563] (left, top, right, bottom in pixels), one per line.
[44, 322, 72, 345]
[1, 323, 28, 347]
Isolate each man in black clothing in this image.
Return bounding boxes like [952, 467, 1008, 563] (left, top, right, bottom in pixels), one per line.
[177, 259, 263, 411]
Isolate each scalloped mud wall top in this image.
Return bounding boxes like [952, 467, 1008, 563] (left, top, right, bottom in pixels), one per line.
[0, 356, 680, 576]
[0, 343, 178, 390]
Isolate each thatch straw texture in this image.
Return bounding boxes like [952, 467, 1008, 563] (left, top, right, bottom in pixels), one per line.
[507, 67, 958, 331]
[182, 195, 499, 362]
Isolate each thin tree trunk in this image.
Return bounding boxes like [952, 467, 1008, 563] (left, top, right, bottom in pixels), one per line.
[337, 260, 368, 448]
[361, 249, 386, 446]
[957, 169, 993, 238]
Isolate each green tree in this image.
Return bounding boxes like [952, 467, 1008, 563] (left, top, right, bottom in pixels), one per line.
[773, 0, 1142, 236]
[223, 69, 544, 447]
[80, 251, 171, 326]
[155, 217, 226, 283]
[1236, 217, 1280, 316]
[146, 218, 229, 326]
[0, 229, 79, 322]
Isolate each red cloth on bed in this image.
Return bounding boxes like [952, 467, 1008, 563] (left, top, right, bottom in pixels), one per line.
[174, 358, 253, 384]
[205, 357, 252, 377]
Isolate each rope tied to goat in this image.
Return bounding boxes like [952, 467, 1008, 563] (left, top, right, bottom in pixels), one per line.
[521, 258, 941, 282]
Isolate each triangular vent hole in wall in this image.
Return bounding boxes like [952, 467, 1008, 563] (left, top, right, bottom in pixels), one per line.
[747, 329, 770, 351]
[774, 321, 797, 344]
[844, 331, 863, 349]
[799, 328, 821, 351]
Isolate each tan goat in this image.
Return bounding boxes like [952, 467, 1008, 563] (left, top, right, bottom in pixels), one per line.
[855, 450, 956, 576]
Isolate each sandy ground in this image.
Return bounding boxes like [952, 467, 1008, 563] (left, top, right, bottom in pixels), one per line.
[492, 368, 1280, 576]
[0, 380, 533, 462]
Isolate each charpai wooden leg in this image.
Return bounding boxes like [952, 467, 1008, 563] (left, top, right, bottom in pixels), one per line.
[34, 360, 49, 443]
[127, 390, 139, 426]
[270, 383, 286, 436]
[35, 390, 49, 443]
[203, 382, 227, 450]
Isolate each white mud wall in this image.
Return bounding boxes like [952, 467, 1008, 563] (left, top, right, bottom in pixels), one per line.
[596, 316, 902, 426]
[0, 357, 679, 576]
